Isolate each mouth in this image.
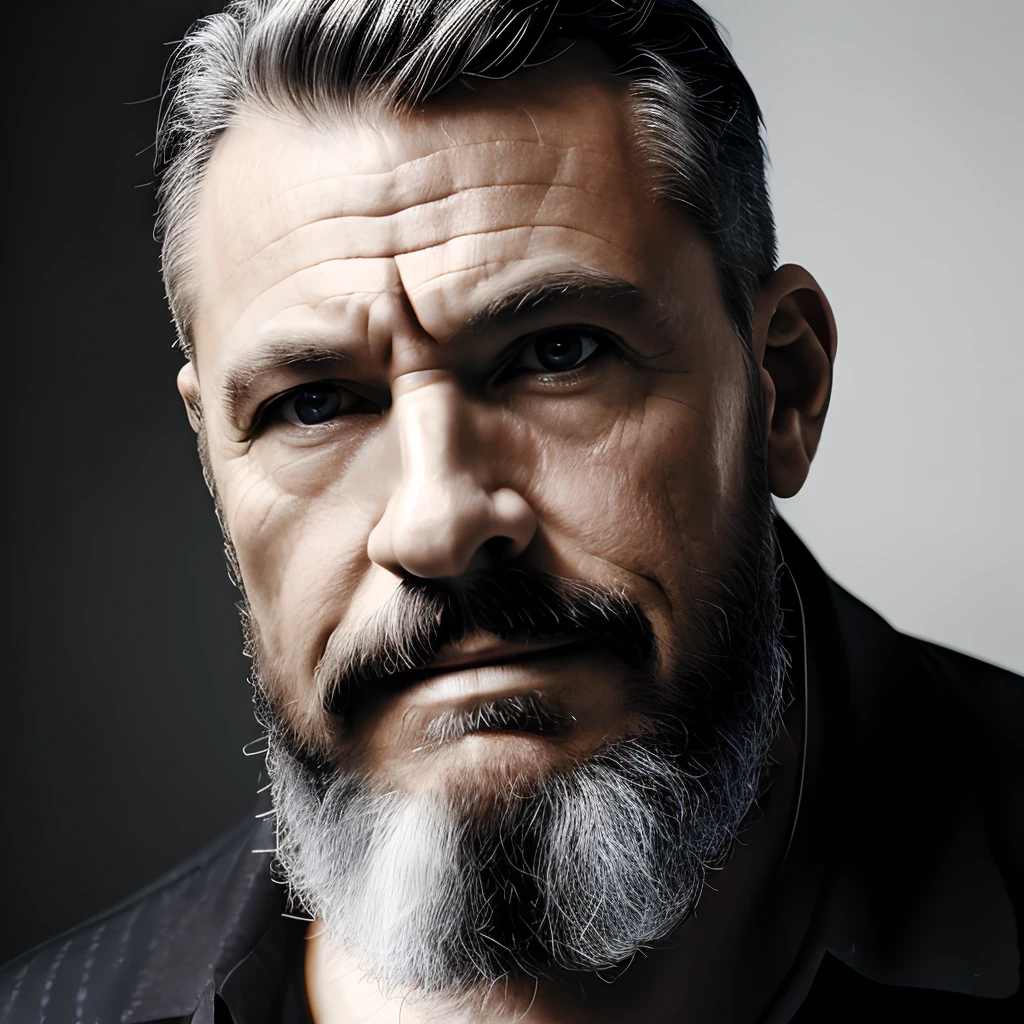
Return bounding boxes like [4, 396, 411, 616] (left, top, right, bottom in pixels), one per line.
[392, 636, 588, 688]
[338, 632, 646, 774]
[339, 636, 593, 736]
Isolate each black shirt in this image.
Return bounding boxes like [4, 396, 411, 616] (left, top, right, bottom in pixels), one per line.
[217, 915, 313, 1024]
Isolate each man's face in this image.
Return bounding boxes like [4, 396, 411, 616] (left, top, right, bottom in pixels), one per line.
[181, 50, 786, 990]
[186, 52, 757, 778]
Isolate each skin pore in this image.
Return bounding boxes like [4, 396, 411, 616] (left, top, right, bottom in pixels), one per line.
[178, 45, 836, 1024]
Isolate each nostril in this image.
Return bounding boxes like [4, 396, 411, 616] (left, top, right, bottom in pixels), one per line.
[484, 536, 519, 561]
[462, 538, 514, 575]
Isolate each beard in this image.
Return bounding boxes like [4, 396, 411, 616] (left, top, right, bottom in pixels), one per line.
[241, 402, 790, 1003]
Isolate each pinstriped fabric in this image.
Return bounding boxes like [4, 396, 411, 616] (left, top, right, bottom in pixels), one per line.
[0, 963, 30, 1023]
[73, 923, 105, 1022]
[0, 813, 281, 1024]
[36, 938, 71, 1024]
[120, 885, 189, 1021]
[211, 843, 272, 975]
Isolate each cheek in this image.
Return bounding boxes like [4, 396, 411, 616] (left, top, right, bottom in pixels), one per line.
[217, 445, 382, 684]
[518, 378, 744, 577]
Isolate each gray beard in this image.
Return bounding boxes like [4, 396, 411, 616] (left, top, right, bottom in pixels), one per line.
[268, 724, 781, 998]
[263, 577, 788, 1000]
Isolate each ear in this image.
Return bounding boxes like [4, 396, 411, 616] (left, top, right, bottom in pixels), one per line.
[751, 264, 838, 499]
[177, 361, 204, 434]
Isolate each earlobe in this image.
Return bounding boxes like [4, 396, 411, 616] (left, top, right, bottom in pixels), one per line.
[752, 265, 838, 499]
[176, 361, 203, 434]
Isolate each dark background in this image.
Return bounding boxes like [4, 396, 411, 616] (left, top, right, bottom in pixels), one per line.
[1, 2, 255, 964]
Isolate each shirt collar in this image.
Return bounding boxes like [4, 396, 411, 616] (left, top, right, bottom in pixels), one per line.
[114, 812, 287, 1024]
[216, 914, 310, 1024]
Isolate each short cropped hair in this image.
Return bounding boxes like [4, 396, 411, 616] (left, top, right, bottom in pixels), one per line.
[155, 0, 777, 357]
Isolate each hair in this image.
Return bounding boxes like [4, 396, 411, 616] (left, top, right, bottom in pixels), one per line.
[154, 0, 777, 359]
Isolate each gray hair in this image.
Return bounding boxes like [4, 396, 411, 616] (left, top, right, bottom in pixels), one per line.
[155, 0, 777, 358]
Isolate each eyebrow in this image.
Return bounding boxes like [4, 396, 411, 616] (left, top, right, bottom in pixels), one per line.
[218, 267, 672, 428]
[462, 266, 672, 335]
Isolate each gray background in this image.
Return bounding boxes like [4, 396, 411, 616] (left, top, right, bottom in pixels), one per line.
[708, 0, 1024, 675]
[1, 1, 1021, 965]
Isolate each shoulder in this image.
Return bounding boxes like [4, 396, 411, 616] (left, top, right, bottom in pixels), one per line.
[778, 515, 1023, 734]
[907, 629, 1024, 915]
[823, 575, 1022, 978]
[796, 566, 1023, 1010]
[0, 813, 278, 1024]
[913, 634, 1024, 761]
[828, 575, 1023, 769]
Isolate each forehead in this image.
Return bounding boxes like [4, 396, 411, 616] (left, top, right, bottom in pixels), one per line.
[192, 54, 691, 362]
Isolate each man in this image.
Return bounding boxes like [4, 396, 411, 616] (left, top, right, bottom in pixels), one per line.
[1, 1, 1019, 1021]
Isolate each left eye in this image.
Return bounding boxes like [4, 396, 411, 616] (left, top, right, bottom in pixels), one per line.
[270, 384, 376, 426]
[515, 328, 607, 374]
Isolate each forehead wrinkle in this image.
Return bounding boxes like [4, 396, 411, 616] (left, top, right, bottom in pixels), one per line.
[211, 179, 623, 303]
[305, 287, 386, 314]
[245, 137, 621, 218]
[218, 221, 636, 339]
[229, 178, 612, 273]
[223, 292, 385, 353]
[202, 121, 638, 294]
[399, 224, 637, 294]
[211, 256, 400, 344]
[204, 127, 608, 273]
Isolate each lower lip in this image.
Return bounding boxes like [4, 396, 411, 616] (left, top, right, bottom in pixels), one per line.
[402, 645, 588, 704]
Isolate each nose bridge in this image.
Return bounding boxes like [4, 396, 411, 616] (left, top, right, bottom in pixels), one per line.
[394, 373, 479, 492]
[367, 373, 536, 579]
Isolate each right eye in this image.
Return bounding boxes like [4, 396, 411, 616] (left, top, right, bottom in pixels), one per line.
[265, 382, 380, 427]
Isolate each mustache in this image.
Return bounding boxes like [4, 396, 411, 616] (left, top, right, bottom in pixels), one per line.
[317, 565, 655, 721]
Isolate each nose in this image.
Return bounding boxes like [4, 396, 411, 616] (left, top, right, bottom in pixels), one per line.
[366, 373, 537, 579]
